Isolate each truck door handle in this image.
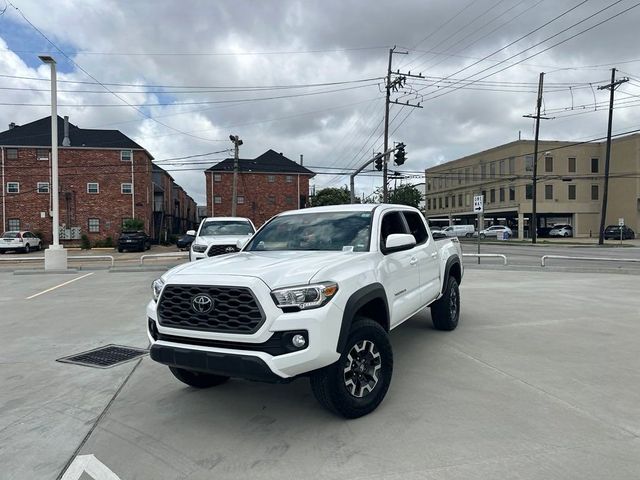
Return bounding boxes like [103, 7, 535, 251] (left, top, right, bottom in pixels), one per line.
[431, 252, 438, 258]
[409, 257, 418, 265]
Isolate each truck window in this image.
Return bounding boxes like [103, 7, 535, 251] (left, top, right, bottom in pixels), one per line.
[379, 211, 408, 252]
[402, 211, 428, 245]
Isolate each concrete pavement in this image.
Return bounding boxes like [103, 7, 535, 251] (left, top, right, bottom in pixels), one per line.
[1, 269, 639, 479]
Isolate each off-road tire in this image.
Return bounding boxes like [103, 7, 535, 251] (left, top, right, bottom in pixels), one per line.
[169, 367, 230, 388]
[431, 276, 460, 331]
[310, 318, 393, 419]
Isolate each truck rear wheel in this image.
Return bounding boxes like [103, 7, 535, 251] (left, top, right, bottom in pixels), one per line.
[431, 276, 460, 331]
[310, 318, 393, 419]
[169, 367, 229, 388]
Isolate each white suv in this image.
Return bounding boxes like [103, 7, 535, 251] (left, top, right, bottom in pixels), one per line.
[189, 217, 255, 261]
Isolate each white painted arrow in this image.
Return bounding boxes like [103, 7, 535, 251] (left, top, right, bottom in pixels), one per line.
[61, 454, 122, 480]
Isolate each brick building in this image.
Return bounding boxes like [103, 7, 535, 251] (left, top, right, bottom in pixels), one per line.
[0, 116, 197, 244]
[205, 149, 315, 227]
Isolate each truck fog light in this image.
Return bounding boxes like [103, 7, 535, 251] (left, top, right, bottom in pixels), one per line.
[292, 334, 306, 348]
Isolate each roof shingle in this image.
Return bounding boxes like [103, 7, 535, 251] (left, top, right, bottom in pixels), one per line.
[206, 149, 314, 176]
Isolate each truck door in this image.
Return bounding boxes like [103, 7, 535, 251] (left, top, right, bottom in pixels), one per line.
[402, 211, 440, 305]
[377, 211, 422, 327]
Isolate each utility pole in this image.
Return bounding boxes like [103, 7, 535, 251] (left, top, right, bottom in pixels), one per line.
[229, 135, 243, 216]
[382, 47, 423, 202]
[523, 72, 551, 243]
[597, 68, 629, 245]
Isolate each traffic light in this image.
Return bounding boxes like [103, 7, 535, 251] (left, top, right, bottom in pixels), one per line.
[374, 154, 383, 171]
[394, 143, 406, 166]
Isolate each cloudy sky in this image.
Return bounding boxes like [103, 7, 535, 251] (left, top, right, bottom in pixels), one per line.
[1, 0, 639, 204]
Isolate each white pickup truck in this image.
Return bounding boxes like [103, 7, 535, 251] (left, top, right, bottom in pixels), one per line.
[147, 204, 463, 418]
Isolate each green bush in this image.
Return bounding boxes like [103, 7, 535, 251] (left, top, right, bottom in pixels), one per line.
[103, 236, 114, 248]
[122, 218, 144, 231]
[80, 234, 91, 250]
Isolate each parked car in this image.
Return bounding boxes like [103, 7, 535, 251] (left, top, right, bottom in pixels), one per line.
[0, 231, 42, 253]
[189, 217, 256, 261]
[176, 232, 195, 250]
[476, 225, 513, 239]
[604, 225, 636, 240]
[117, 231, 151, 252]
[441, 225, 475, 238]
[549, 224, 573, 237]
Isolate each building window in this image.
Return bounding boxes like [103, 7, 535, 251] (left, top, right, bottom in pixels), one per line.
[427, 179, 432, 192]
[7, 182, 19, 193]
[457, 171, 462, 185]
[525, 155, 534, 172]
[444, 175, 448, 188]
[568, 157, 576, 173]
[490, 162, 496, 179]
[481, 190, 487, 203]
[438, 177, 443, 189]
[8, 218, 19, 230]
[268, 195, 276, 205]
[87, 183, 99, 194]
[120, 150, 132, 162]
[458, 194, 462, 206]
[427, 199, 431, 210]
[499, 187, 505, 202]
[6, 148, 18, 160]
[37, 182, 49, 193]
[88, 218, 100, 233]
[439, 197, 443, 209]
[285, 195, 294, 205]
[490, 189, 495, 203]
[591, 185, 599, 200]
[213, 174, 221, 182]
[545, 184, 553, 200]
[286, 175, 293, 183]
[499, 160, 505, 177]
[214, 195, 222, 204]
[465, 168, 471, 183]
[509, 186, 515, 201]
[481, 164, 486, 179]
[121, 183, 133, 194]
[237, 196, 245, 204]
[445, 196, 449, 208]
[568, 184, 576, 200]
[508, 157, 515, 174]
[591, 158, 599, 173]
[267, 175, 276, 183]
[525, 184, 533, 200]
[545, 156, 553, 173]
[465, 193, 471, 207]
[36, 149, 49, 161]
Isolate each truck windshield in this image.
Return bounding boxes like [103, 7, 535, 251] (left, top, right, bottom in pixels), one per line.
[200, 221, 253, 236]
[246, 212, 372, 252]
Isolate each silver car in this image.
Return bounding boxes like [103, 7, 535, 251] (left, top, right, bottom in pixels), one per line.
[0, 231, 42, 253]
[476, 225, 513, 239]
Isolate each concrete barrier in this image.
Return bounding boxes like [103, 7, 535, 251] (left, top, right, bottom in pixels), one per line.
[541, 255, 640, 267]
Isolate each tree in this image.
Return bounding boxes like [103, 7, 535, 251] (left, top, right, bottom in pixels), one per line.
[310, 187, 352, 207]
[388, 184, 423, 208]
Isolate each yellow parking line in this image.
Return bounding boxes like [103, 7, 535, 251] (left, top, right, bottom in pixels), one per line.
[26, 272, 95, 300]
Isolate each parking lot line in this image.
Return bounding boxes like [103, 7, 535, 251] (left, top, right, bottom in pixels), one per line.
[25, 272, 95, 300]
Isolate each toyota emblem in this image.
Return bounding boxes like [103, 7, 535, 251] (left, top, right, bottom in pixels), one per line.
[225, 246, 236, 253]
[192, 294, 213, 313]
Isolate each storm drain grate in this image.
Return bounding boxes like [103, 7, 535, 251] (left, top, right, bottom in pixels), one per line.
[57, 344, 148, 369]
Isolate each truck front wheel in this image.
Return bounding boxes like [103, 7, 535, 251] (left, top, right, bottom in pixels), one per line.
[431, 276, 460, 331]
[169, 367, 230, 388]
[310, 318, 393, 419]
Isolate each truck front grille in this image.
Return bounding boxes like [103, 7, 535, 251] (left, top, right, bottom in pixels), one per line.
[157, 285, 265, 334]
[207, 245, 238, 256]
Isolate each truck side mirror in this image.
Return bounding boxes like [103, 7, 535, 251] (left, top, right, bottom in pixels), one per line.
[236, 238, 250, 250]
[384, 233, 416, 253]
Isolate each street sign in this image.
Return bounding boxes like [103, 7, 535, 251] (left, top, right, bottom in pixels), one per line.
[618, 218, 624, 226]
[473, 195, 484, 213]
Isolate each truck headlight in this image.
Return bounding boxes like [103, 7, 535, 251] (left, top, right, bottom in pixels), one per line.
[271, 282, 338, 310]
[191, 243, 207, 253]
[152, 278, 165, 302]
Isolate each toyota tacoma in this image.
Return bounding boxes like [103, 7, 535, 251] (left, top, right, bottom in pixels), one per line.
[147, 204, 463, 418]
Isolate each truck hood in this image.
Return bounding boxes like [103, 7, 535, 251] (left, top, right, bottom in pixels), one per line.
[168, 250, 355, 289]
[195, 234, 252, 246]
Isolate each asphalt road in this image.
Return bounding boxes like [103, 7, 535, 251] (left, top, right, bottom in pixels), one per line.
[2, 269, 639, 479]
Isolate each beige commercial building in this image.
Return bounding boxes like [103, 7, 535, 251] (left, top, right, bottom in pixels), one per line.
[425, 134, 640, 238]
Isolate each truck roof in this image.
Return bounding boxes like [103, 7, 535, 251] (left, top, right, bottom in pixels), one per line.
[278, 203, 418, 216]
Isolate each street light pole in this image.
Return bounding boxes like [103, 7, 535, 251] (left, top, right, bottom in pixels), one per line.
[39, 55, 67, 270]
[229, 135, 242, 216]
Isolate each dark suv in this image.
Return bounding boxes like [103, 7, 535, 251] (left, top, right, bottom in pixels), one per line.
[118, 231, 151, 252]
[604, 225, 635, 240]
